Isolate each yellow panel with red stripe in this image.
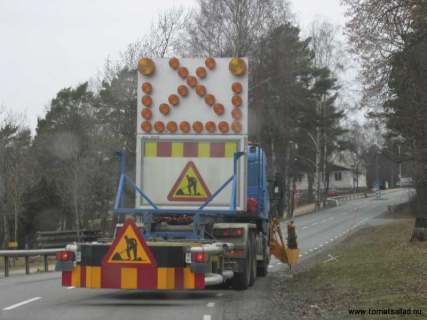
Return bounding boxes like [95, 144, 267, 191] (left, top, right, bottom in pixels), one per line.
[62, 266, 205, 290]
[145, 142, 237, 158]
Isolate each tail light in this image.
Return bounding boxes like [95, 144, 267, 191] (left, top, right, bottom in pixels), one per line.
[56, 251, 74, 261]
[191, 253, 210, 262]
[214, 228, 243, 237]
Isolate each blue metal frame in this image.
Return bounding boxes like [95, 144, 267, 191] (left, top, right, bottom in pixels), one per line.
[113, 151, 244, 239]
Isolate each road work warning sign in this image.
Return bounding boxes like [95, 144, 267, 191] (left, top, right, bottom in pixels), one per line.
[167, 161, 212, 202]
[102, 219, 157, 268]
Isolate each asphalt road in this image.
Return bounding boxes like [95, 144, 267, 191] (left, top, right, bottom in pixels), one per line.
[0, 189, 413, 320]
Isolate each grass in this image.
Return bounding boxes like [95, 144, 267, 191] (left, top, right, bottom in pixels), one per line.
[280, 220, 427, 319]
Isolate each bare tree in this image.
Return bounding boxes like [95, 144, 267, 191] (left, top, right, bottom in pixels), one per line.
[341, 0, 420, 106]
[0, 107, 32, 248]
[184, 0, 291, 57]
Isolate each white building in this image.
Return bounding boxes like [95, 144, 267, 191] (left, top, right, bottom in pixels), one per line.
[295, 150, 367, 197]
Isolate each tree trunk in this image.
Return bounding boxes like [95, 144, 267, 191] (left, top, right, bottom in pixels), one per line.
[411, 217, 427, 242]
[2, 215, 9, 249]
[314, 126, 322, 210]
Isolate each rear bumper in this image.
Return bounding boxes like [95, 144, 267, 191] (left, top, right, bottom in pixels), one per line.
[61, 266, 205, 290]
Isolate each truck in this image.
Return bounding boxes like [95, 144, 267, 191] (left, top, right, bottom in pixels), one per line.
[55, 57, 299, 290]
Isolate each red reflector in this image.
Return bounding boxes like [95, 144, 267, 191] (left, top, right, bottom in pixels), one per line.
[191, 252, 210, 262]
[214, 228, 244, 237]
[196, 253, 204, 262]
[57, 251, 74, 261]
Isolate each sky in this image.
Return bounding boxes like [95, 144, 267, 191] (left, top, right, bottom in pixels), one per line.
[0, 0, 348, 134]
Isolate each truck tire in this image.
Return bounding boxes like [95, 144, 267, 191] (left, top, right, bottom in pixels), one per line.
[232, 236, 251, 290]
[249, 231, 257, 286]
[257, 236, 269, 277]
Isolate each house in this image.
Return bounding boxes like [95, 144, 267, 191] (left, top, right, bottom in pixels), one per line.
[295, 150, 367, 197]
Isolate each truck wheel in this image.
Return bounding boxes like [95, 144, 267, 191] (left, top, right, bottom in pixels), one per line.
[249, 232, 257, 286]
[257, 236, 269, 277]
[232, 237, 251, 290]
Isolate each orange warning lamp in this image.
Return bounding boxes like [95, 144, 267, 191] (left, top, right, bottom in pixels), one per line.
[193, 121, 203, 132]
[142, 82, 152, 93]
[141, 108, 152, 119]
[177, 85, 188, 97]
[141, 95, 152, 107]
[232, 82, 242, 93]
[138, 58, 155, 75]
[196, 85, 206, 97]
[232, 108, 242, 119]
[205, 94, 215, 105]
[231, 121, 242, 133]
[218, 121, 229, 133]
[180, 121, 190, 132]
[159, 103, 170, 115]
[229, 58, 246, 76]
[196, 67, 207, 78]
[178, 67, 188, 78]
[167, 121, 178, 132]
[205, 121, 216, 132]
[232, 95, 242, 107]
[205, 57, 216, 69]
[154, 121, 165, 132]
[214, 103, 224, 115]
[168, 94, 179, 105]
[169, 58, 179, 69]
[187, 76, 197, 87]
[141, 121, 151, 132]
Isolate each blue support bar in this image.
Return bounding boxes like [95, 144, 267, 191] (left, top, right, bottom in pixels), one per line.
[113, 150, 245, 239]
[114, 174, 125, 211]
[124, 175, 159, 209]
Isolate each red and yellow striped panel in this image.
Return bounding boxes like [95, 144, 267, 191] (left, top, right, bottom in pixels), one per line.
[145, 142, 237, 158]
[62, 266, 205, 290]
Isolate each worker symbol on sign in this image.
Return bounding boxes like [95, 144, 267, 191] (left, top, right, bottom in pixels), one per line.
[168, 161, 212, 202]
[102, 219, 157, 268]
[112, 235, 142, 261]
[181, 175, 199, 195]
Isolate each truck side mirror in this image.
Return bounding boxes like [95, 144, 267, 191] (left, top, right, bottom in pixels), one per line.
[273, 181, 283, 200]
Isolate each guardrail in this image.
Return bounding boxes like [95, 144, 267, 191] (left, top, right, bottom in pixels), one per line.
[0, 249, 60, 277]
[328, 193, 368, 205]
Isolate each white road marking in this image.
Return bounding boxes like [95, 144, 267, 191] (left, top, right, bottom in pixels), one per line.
[309, 249, 313, 252]
[319, 244, 323, 247]
[346, 229, 349, 232]
[330, 239, 334, 241]
[342, 212, 348, 214]
[207, 303, 215, 307]
[268, 265, 274, 268]
[329, 217, 334, 219]
[314, 247, 318, 250]
[277, 262, 283, 265]
[203, 315, 212, 320]
[302, 226, 308, 230]
[216, 293, 223, 297]
[66, 286, 75, 290]
[335, 236, 338, 239]
[325, 241, 329, 244]
[298, 254, 302, 257]
[3, 297, 42, 311]
[304, 252, 308, 255]
[312, 223, 318, 226]
[321, 219, 327, 223]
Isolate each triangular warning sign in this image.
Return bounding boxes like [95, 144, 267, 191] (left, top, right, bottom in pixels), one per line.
[101, 219, 157, 268]
[167, 161, 212, 202]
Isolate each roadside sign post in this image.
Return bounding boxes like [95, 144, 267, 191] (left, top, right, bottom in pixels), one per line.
[374, 181, 381, 200]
